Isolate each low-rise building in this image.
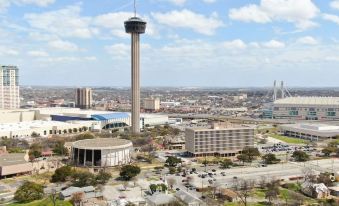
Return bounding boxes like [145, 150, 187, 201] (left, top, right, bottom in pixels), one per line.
[279, 123, 339, 141]
[145, 193, 176, 206]
[175, 190, 206, 206]
[59, 186, 102, 200]
[185, 122, 254, 157]
[0, 153, 32, 178]
[143, 98, 160, 111]
[217, 188, 238, 202]
[301, 182, 330, 199]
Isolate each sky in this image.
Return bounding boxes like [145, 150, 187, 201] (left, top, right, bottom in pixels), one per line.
[1, 0, 339, 87]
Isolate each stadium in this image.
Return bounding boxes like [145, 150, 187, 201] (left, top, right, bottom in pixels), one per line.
[72, 138, 133, 167]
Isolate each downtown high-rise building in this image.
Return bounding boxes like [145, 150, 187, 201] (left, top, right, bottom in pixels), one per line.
[75, 88, 93, 109]
[0, 66, 20, 109]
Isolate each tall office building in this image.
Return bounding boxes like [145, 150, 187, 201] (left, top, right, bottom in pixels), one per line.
[143, 98, 160, 111]
[124, 14, 147, 134]
[75, 88, 93, 109]
[0, 66, 20, 109]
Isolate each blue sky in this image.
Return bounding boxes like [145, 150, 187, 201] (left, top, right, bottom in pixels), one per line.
[1, 0, 339, 87]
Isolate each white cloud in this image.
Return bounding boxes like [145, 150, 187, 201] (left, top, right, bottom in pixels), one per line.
[105, 43, 130, 58]
[229, 0, 319, 30]
[27, 50, 49, 57]
[0, 0, 54, 12]
[93, 12, 156, 37]
[152, 9, 223, 35]
[48, 40, 80, 51]
[262, 40, 285, 48]
[296, 36, 318, 45]
[24, 5, 98, 39]
[16, 0, 55, 7]
[203, 0, 216, 3]
[0, 46, 19, 56]
[222, 39, 247, 49]
[168, 0, 186, 6]
[323, 13, 339, 25]
[330, 0, 339, 10]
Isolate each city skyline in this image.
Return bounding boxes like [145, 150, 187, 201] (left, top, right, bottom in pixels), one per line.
[1, 0, 339, 87]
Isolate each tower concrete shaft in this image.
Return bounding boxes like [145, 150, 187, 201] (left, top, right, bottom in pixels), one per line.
[131, 33, 140, 133]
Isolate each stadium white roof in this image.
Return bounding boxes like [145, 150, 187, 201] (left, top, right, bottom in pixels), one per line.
[274, 97, 339, 105]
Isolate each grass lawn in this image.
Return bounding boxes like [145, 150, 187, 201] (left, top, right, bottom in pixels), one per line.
[270, 134, 310, 144]
[8, 198, 72, 206]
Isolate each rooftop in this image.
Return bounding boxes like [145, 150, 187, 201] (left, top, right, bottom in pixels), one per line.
[0, 120, 81, 132]
[72, 138, 132, 149]
[274, 97, 339, 105]
[0, 153, 27, 166]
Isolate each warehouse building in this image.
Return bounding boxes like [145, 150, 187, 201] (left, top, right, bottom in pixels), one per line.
[72, 138, 133, 167]
[185, 122, 254, 157]
[273, 97, 339, 120]
[279, 123, 339, 141]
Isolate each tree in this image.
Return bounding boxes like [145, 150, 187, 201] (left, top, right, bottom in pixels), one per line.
[167, 178, 176, 190]
[233, 179, 254, 206]
[51, 165, 73, 182]
[237, 154, 248, 165]
[120, 165, 141, 180]
[317, 172, 333, 187]
[29, 143, 42, 159]
[220, 158, 233, 169]
[322, 147, 334, 156]
[258, 176, 267, 189]
[49, 188, 58, 206]
[265, 180, 280, 205]
[71, 192, 84, 206]
[75, 132, 95, 141]
[169, 166, 176, 174]
[52, 140, 67, 156]
[159, 183, 167, 192]
[150, 184, 157, 194]
[302, 167, 317, 183]
[292, 150, 309, 162]
[72, 171, 96, 187]
[95, 170, 112, 185]
[165, 156, 182, 167]
[14, 181, 44, 203]
[262, 153, 281, 164]
[241, 147, 260, 162]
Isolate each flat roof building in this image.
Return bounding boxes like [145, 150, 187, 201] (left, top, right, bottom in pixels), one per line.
[143, 98, 160, 111]
[72, 138, 133, 167]
[279, 123, 339, 141]
[273, 97, 339, 120]
[185, 122, 254, 157]
[0, 153, 32, 177]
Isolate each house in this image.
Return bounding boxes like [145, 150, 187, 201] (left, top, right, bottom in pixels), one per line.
[145, 193, 176, 206]
[217, 188, 238, 202]
[301, 182, 330, 199]
[175, 190, 206, 206]
[59, 186, 102, 200]
[0, 153, 32, 178]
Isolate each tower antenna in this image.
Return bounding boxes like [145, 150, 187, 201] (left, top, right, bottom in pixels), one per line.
[134, 0, 136, 17]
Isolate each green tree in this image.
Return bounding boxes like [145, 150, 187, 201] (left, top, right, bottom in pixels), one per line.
[241, 147, 260, 162]
[165, 156, 182, 167]
[262, 153, 281, 164]
[51, 165, 73, 182]
[29, 143, 42, 159]
[149, 184, 157, 194]
[52, 140, 67, 156]
[120, 165, 141, 181]
[292, 150, 309, 162]
[14, 181, 44, 203]
[72, 171, 96, 187]
[220, 158, 233, 169]
[75, 132, 95, 141]
[158, 183, 167, 192]
[169, 167, 176, 174]
[95, 170, 112, 185]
